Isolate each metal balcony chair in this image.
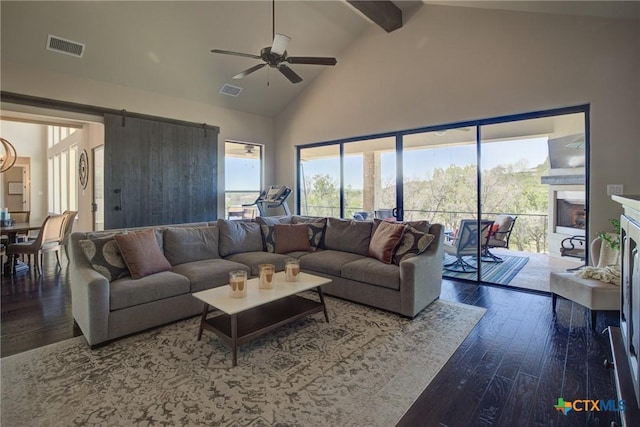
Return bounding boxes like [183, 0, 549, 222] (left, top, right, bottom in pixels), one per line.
[443, 219, 494, 272]
[482, 215, 517, 262]
[560, 234, 587, 271]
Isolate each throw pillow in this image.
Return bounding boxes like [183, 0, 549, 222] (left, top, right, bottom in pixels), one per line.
[393, 226, 436, 265]
[114, 229, 172, 279]
[274, 224, 312, 254]
[368, 221, 406, 264]
[78, 234, 130, 282]
[306, 221, 326, 251]
[260, 224, 277, 253]
[261, 222, 324, 253]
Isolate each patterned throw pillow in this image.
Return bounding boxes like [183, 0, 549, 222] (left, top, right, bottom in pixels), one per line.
[261, 224, 277, 253]
[306, 221, 325, 251]
[261, 221, 325, 253]
[78, 234, 130, 282]
[392, 225, 435, 265]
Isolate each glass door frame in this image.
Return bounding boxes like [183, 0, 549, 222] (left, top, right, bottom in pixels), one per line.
[296, 104, 590, 280]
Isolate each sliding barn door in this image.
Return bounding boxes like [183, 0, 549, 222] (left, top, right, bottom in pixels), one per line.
[104, 113, 218, 229]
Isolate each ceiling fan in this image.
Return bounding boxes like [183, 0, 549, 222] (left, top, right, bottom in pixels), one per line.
[210, 0, 337, 84]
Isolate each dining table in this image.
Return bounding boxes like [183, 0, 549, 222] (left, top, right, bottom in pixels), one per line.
[1, 221, 43, 276]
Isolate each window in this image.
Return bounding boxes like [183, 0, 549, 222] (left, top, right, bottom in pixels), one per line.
[296, 105, 588, 263]
[224, 142, 262, 219]
[47, 125, 80, 214]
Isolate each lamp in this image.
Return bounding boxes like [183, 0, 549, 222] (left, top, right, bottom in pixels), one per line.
[271, 33, 290, 56]
[0, 137, 17, 173]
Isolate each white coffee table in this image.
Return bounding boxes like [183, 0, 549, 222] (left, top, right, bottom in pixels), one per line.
[193, 271, 331, 366]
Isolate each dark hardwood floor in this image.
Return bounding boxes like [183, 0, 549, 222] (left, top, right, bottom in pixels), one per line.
[1, 255, 620, 426]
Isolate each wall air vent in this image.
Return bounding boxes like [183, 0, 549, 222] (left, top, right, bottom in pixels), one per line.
[219, 84, 242, 97]
[46, 35, 85, 58]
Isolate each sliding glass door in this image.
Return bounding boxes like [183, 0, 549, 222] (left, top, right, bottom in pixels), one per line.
[299, 145, 341, 217]
[296, 106, 589, 284]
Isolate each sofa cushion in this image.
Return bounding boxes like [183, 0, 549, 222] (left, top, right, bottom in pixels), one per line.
[324, 218, 372, 256]
[274, 224, 311, 254]
[163, 226, 219, 265]
[404, 220, 430, 233]
[341, 257, 400, 290]
[218, 219, 263, 256]
[225, 252, 292, 276]
[110, 271, 190, 310]
[368, 221, 406, 264]
[114, 229, 172, 279]
[291, 215, 326, 224]
[78, 234, 130, 282]
[393, 226, 435, 265]
[255, 215, 292, 226]
[372, 218, 429, 235]
[299, 250, 365, 276]
[171, 259, 250, 293]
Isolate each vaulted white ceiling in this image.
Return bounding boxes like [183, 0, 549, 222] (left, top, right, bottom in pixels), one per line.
[2, 1, 638, 118]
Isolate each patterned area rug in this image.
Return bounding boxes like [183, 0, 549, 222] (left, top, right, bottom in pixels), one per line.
[1, 295, 485, 427]
[443, 254, 529, 285]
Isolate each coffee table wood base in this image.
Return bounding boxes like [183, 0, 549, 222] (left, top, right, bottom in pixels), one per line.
[198, 292, 329, 366]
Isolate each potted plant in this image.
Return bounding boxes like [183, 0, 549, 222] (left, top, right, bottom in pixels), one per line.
[596, 218, 621, 266]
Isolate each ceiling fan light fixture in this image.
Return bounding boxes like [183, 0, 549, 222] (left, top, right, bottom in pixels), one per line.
[271, 33, 290, 56]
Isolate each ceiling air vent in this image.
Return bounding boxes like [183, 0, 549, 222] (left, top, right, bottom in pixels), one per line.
[46, 35, 85, 58]
[219, 84, 242, 97]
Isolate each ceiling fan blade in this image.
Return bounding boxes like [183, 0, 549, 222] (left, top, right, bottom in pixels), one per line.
[271, 33, 291, 56]
[278, 64, 303, 84]
[232, 63, 267, 79]
[211, 49, 261, 60]
[287, 56, 337, 66]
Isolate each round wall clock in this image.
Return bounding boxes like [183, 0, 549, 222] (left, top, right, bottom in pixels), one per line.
[79, 149, 89, 189]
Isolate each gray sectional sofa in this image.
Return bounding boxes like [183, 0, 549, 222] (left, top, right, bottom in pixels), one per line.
[69, 216, 444, 346]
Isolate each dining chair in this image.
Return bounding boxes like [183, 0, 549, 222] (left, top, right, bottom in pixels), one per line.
[60, 210, 78, 262]
[6, 214, 66, 275]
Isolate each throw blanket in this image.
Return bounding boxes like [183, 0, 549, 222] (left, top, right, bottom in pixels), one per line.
[576, 264, 621, 286]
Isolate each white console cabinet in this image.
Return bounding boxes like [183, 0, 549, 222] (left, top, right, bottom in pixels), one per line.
[610, 195, 640, 426]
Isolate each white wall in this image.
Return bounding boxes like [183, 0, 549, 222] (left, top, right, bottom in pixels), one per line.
[1, 62, 275, 228]
[0, 120, 48, 222]
[275, 5, 640, 235]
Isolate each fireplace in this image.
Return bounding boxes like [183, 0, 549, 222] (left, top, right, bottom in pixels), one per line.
[553, 190, 586, 237]
[556, 192, 586, 235]
[540, 133, 586, 257]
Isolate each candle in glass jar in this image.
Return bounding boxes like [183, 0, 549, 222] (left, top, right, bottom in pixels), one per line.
[229, 271, 247, 298]
[259, 264, 275, 289]
[285, 259, 300, 282]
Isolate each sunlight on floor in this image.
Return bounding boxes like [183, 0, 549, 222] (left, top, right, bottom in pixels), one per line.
[491, 248, 583, 292]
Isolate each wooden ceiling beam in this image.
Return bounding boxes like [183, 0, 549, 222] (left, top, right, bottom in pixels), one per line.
[346, 0, 403, 33]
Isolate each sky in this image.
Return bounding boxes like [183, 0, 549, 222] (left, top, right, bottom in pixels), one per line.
[225, 137, 552, 192]
[303, 137, 550, 189]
